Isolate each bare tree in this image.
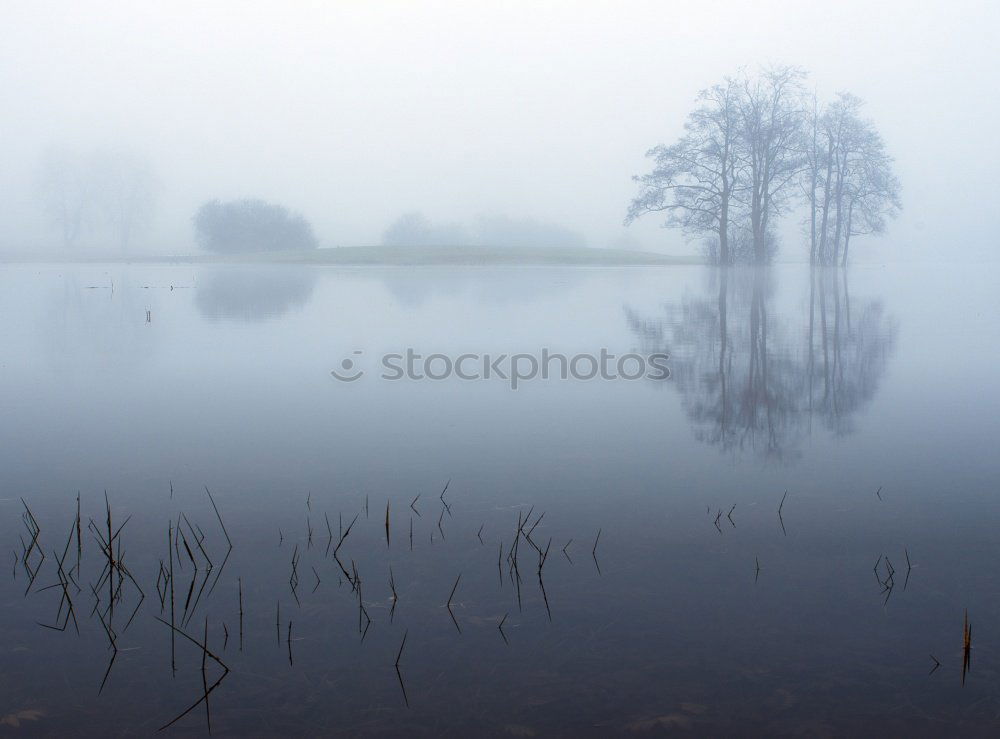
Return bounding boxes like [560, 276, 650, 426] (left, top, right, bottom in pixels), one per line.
[801, 91, 822, 264]
[629, 67, 899, 265]
[37, 149, 92, 248]
[734, 65, 807, 263]
[838, 122, 900, 266]
[37, 148, 157, 251]
[626, 79, 741, 264]
[91, 149, 157, 251]
[809, 93, 900, 265]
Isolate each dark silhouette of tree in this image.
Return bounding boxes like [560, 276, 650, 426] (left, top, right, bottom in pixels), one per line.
[194, 199, 318, 253]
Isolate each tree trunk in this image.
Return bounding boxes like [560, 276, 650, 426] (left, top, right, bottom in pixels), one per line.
[832, 148, 846, 266]
[809, 172, 817, 265]
[818, 139, 834, 265]
[718, 198, 729, 265]
[809, 98, 818, 265]
[841, 201, 854, 267]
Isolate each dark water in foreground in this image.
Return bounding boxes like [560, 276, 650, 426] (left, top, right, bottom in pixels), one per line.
[1, 261, 999, 736]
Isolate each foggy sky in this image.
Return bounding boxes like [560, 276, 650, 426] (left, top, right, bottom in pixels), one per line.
[2, 0, 998, 259]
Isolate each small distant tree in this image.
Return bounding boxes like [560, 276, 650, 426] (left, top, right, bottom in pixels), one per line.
[381, 212, 469, 246]
[474, 214, 586, 249]
[193, 199, 319, 253]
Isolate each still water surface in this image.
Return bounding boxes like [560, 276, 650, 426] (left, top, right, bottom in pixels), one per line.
[0, 261, 998, 735]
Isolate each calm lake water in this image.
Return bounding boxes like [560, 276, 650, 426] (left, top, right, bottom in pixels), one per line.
[1, 261, 999, 736]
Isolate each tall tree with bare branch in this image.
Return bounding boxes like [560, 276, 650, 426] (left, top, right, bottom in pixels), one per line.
[734, 65, 807, 263]
[626, 78, 741, 264]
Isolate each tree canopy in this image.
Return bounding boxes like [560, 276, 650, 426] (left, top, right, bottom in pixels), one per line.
[193, 199, 318, 253]
[628, 66, 900, 265]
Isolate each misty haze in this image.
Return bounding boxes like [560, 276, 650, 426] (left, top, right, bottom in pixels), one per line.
[2, 1, 999, 736]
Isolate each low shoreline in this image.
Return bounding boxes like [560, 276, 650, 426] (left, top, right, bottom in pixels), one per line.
[0, 245, 702, 267]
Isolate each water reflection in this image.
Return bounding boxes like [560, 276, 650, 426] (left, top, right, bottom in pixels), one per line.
[627, 268, 897, 461]
[41, 269, 158, 374]
[374, 268, 586, 308]
[195, 267, 317, 322]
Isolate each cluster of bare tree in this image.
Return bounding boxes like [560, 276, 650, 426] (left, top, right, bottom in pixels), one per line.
[37, 148, 158, 251]
[626, 66, 900, 265]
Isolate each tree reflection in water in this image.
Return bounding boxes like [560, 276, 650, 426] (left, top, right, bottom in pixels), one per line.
[626, 268, 897, 462]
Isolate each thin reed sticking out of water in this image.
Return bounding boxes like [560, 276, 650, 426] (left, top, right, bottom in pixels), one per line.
[962, 609, 972, 686]
[395, 630, 407, 667]
[238, 577, 244, 652]
[75, 492, 82, 576]
[204, 486, 232, 549]
[389, 566, 398, 622]
[592, 529, 602, 574]
[155, 616, 230, 732]
[169, 523, 176, 674]
[202, 617, 212, 733]
[447, 573, 462, 633]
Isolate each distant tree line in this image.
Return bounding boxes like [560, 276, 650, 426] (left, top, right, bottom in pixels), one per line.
[193, 199, 318, 253]
[381, 212, 587, 249]
[37, 148, 158, 250]
[626, 66, 900, 266]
